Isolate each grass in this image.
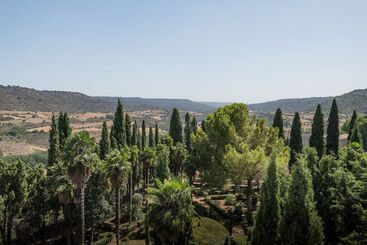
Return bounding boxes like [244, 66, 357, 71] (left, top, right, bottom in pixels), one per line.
[193, 217, 229, 245]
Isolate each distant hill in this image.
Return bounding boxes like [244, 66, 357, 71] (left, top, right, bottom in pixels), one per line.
[0, 85, 215, 113]
[248, 89, 367, 114]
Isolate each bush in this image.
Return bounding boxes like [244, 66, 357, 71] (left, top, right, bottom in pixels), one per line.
[193, 217, 229, 245]
[132, 193, 143, 206]
[225, 194, 237, 205]
[8, 126, 26, 137]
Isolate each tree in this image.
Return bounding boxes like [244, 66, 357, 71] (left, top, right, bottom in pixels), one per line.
[169, 108, 183, 144]
[279, 158, 324, 245]
[149, 126, 154, 147]
[131, 120, 138, 146]
[142, 120, 146, 148]
[272, 108, 284, 139]
[99, 121, 110, 160]
[58, 112, 72, 150]
[350, 121, 362, 144]
[63, 131, 99, 245]
[140, 147, 157, 186]
[289, 112, 303, 167]
[348, 110, 357, 143]
[113, 99, 125, 148]
[326, 99, 339, 156]
[155, 122, 159, 146]
[309, 104, 325, 158]
[252, 154, 281, 245]
[155, 144, 171, 182]
[125, 114, 132, 146]
[105, 148, 131, 245]
[146, 179, 195, 244]
[184, 112, 192, 152]
[201, 120, 206, 132]
[48, 115, 60, 166]
[170, 143, 189, 179]
[110, 125, 117, 149]
[191, 117, 198, 135]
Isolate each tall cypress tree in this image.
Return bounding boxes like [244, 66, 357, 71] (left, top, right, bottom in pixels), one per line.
[289, 112, 303, 167]
[131, 120, 138, 146]
[48, 115, 60, 166]
[309, 104, 325, 158]
[149, 126, 154, 147]
[326, 99, 339, 156]
[184, 113, 192, 152]
[169, 108, 183, 144]
[347, 110, 357, 143]
[141, 120, 146, 148]
[350, 121, 361, 144]
[155, 122, 159, 146]
[279, 158, 324, 244]
[201, 120, 206, 132]
[110, 125, 117, 149]
[99, 122, 110, 160]
[125, 114, 132, 146]
[58, 112, 72, 150]
[113, 98, 125, 148]
[191, 117, 198, 135]
[137, 127, 142, 151]
[252, 155, 281, 245]
[272, 108, 284, 139]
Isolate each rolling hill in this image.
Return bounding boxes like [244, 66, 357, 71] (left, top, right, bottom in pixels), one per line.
[248, 89, 367, 114]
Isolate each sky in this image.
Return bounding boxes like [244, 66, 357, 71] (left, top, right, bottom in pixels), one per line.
[0, 1, 367, 103]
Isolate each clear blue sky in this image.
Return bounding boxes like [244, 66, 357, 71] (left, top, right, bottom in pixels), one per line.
[1, 1, 367, 103]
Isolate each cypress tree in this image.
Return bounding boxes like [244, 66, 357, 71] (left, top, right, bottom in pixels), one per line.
[58, 111, 64, 149]
[99, 122, 110, 160]
[155, 122, 159, 146]
[350, 121, 361, 144]
[347, 110, 357, 143]
[125, 114, 132, 146]
[272, 108, 284, 139]
[113, 98, 125, 148]
[110, 125, 117, 149]
[191, 117, 198, 135]
[141, 120, 146, 148]
[326, 99, 339, 156]
[279, 158, 324, 244]
[149, 126, 154, 147]
[184, 113, 192, 152]
[201, 120, 206, 132]
[252, 154, 281, 245]
[131, 120, 138, 146]
[289, 112, 303, 167]
[48, 115, 60, 166]
[169, 108, 183, 144]
[137, 127, 142, 151]
[309, 104, 324, 158]
[155, 144, 171, 182]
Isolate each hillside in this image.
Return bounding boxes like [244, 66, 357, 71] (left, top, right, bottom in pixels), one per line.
[248, 88, 367, 114]
[0, 85, 215, 113]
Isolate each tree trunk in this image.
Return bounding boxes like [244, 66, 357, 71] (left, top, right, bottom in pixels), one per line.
[129, 173, 132, 224]
[116, 186, 120, 245]
[246, 177, 254, 226]
[90, 222, 94, 245]
[6, 218, 11, 245]
[80, 184, 85, 245]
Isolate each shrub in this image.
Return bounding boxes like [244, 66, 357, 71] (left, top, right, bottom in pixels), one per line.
[225, 194, 237, 205]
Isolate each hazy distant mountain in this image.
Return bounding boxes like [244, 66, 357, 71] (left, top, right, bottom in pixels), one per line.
[248, 89, 367, 114]
[0, 85, 215, 113]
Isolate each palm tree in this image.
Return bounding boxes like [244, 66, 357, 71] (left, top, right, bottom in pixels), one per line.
[139, 147, 157, 186]
[146, 179, 195, 244]
[63, 131, 98, 245]
[105, 148, 131, 245]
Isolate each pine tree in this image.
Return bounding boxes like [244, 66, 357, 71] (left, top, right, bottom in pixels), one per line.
[184, 112, 192, 152]
[279, 158, 324, 244]
[141, 120, 146, 148]
[113, 98, 125, 148]
[131, 120, 138, 146]
[201, 120, 206, 132]
[125, 114, 132, 146]
[149, 126, 154, 147]
[48, 115, 60, 166]
[326, 99, 339, 156]
[272, 108, 284, 139]
[169, 108, 183, 144]
[309, 104, 325, 158]
[99, 121, 110, 160]
[110, 125, 117, 149]
[155, 122, 159, 146]
[347, 110, 357, 143]
[191, 117, 198, 135]
[289, 112, 303, 167]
